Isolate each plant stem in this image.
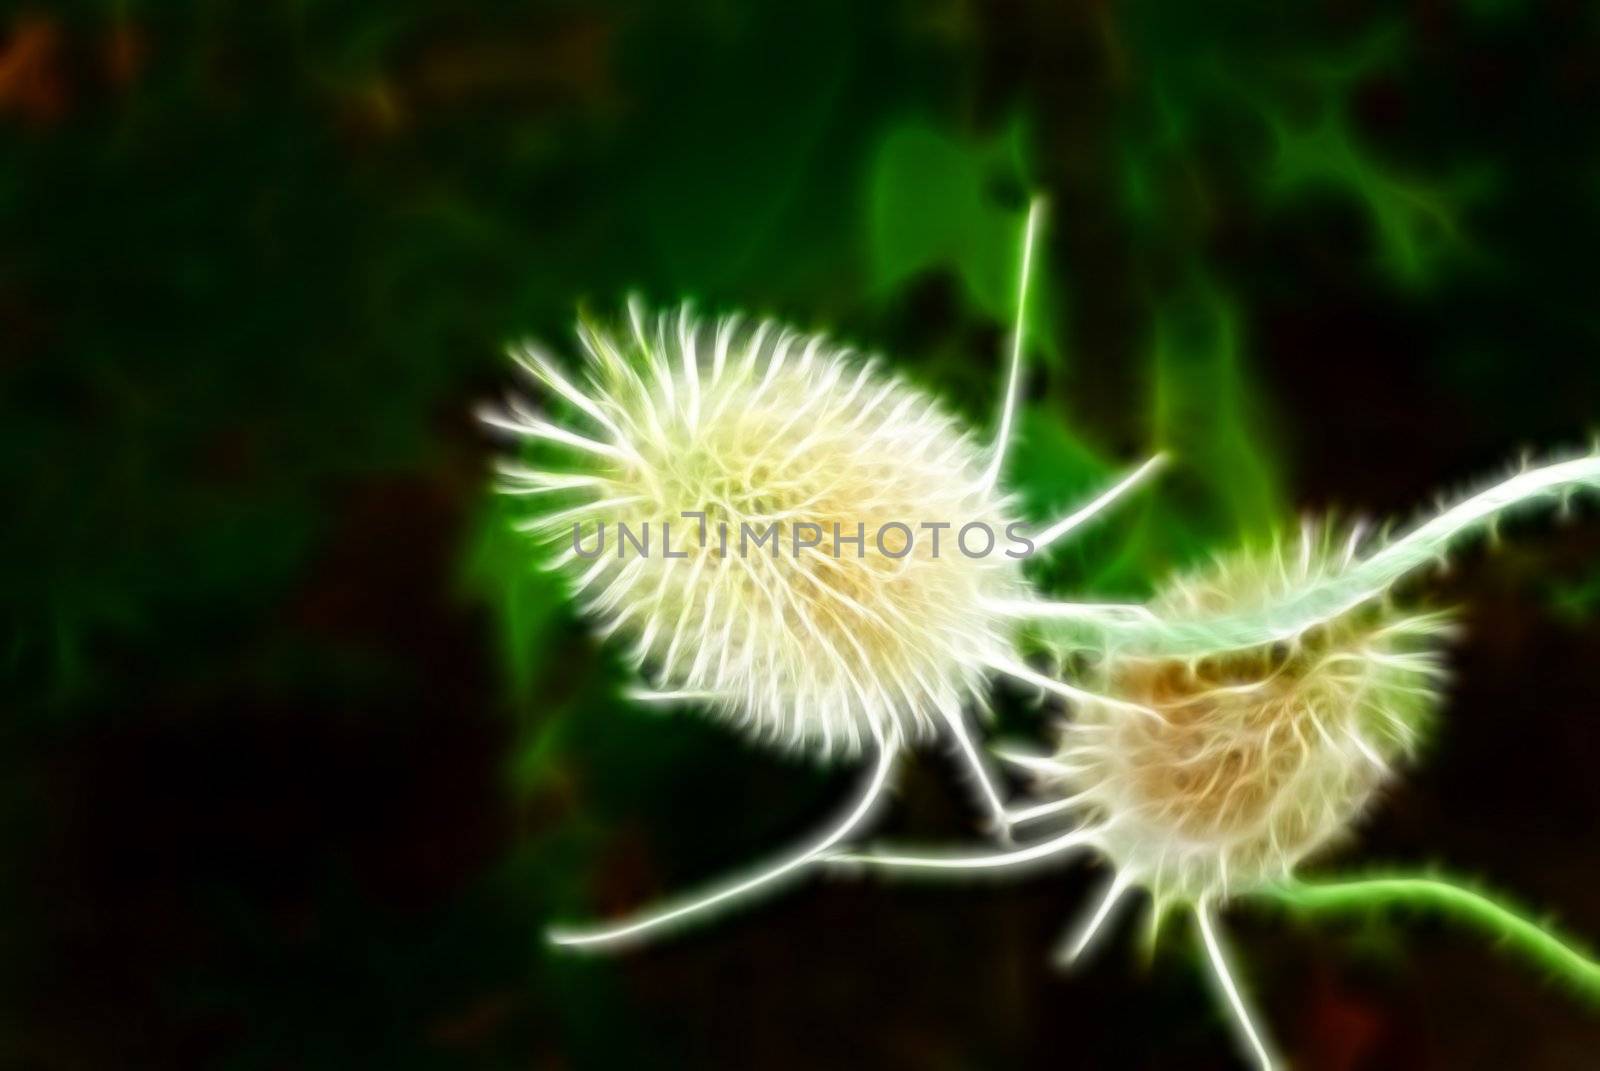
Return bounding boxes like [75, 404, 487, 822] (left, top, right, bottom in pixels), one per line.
[1257, 873, 1600, 1003]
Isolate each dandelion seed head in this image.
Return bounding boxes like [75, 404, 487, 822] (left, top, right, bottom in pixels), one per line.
[1053, 525, 1451, 910]
[488, 304, 1028, 759]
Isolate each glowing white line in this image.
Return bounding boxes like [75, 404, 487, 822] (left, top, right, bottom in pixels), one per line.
[678, 305, 700, 426]
[1344, 726, 1386, 770]
[477, 407, 631, 462]
[507, 341, 626, 443]
[1007, 795, 1081, 826]
[1031, 453, 1168, 552]
[494, 465, 611, 490]
[626, 688, 723, 704]
[986, 655, 1161, 719]
[511, 495, 643, 532]
[1058, 870, 1129, 965]
[983, 196, 1046, 490]
[548, 727, 899, 949]
[711, 314, 739, 382]
[1342, 519, 1367, 566]
[823, 826, 1097, 871]
[992, 749, 1075, 776]
[1196, 901, 1277, 1071]
[1367, 454, 1600, 580]
[940, 703, 1011, 836]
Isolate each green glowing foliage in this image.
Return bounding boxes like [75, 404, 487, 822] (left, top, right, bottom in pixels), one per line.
[1008, 407, 1119, 547]
[458, 499, 571, 794]
[0, 0, 926, 716]
[1262, 107, 1494, 289]
[1261, 875, 1600, 1005]
[1032, 277, 1285, 601]
[1111, 11, 1491, 290]
[865, 116, 1074, 419]
[1549, 566, 1600, 625]
[632, 6, 855, 294]
[868, 120, 1033, 322]
[1147, 280, 1282, 546]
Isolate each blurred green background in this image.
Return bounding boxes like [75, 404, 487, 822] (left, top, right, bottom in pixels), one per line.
[5, 2, 1600, 1067]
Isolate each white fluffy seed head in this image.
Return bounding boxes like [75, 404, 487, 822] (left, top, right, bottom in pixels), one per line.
[1050, 525, 1451, 911]
[485, 304, 1028, 760]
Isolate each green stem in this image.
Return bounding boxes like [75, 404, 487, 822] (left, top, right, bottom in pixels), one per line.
[1256, 873, 1600, 1004]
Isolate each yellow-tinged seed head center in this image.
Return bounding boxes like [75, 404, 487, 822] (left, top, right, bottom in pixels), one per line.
[1055, 536, 1448, 902]
[509, 309, 1030, 757]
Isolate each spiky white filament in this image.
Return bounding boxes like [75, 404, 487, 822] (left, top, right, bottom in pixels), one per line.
[1057, 870, 1131, 966]
[825, 513, 1459, 1071]
[813, 450, 1595, 1071]
[993, 747, 1076, 777]
[1030, 453, 1169, 551]
[822, 826, 1100, 871]
[941, 702, 1012, 837]
[493, 190, 1196, 962]
[490, 306, 1032, 759]
[625, 688, 724, 704]
[1196, 902, 1277, 1071]
[548, 724, 900, 949]
[986, 653, 1162, 719]
[984, 196, 1047, 491]
[477, 405, 632, 462]
[1043, 530, 1452, 909]
[1006, 794, 1083, 826]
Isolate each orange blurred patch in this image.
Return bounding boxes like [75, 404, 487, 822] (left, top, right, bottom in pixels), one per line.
[104, 21, 146, 88]
[0, 15, 68, 124]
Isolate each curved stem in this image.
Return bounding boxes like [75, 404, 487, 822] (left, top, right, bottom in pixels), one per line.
[820, 825, 1097, 872]
[984, 196, 1046, 490]
[1074, 453, 1600, 658]
[547, 727, 899, 950]
[1257, 874, 1600, 1002]
[1360, 455, 1600, 585]
[983, 597, 1158, 623]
